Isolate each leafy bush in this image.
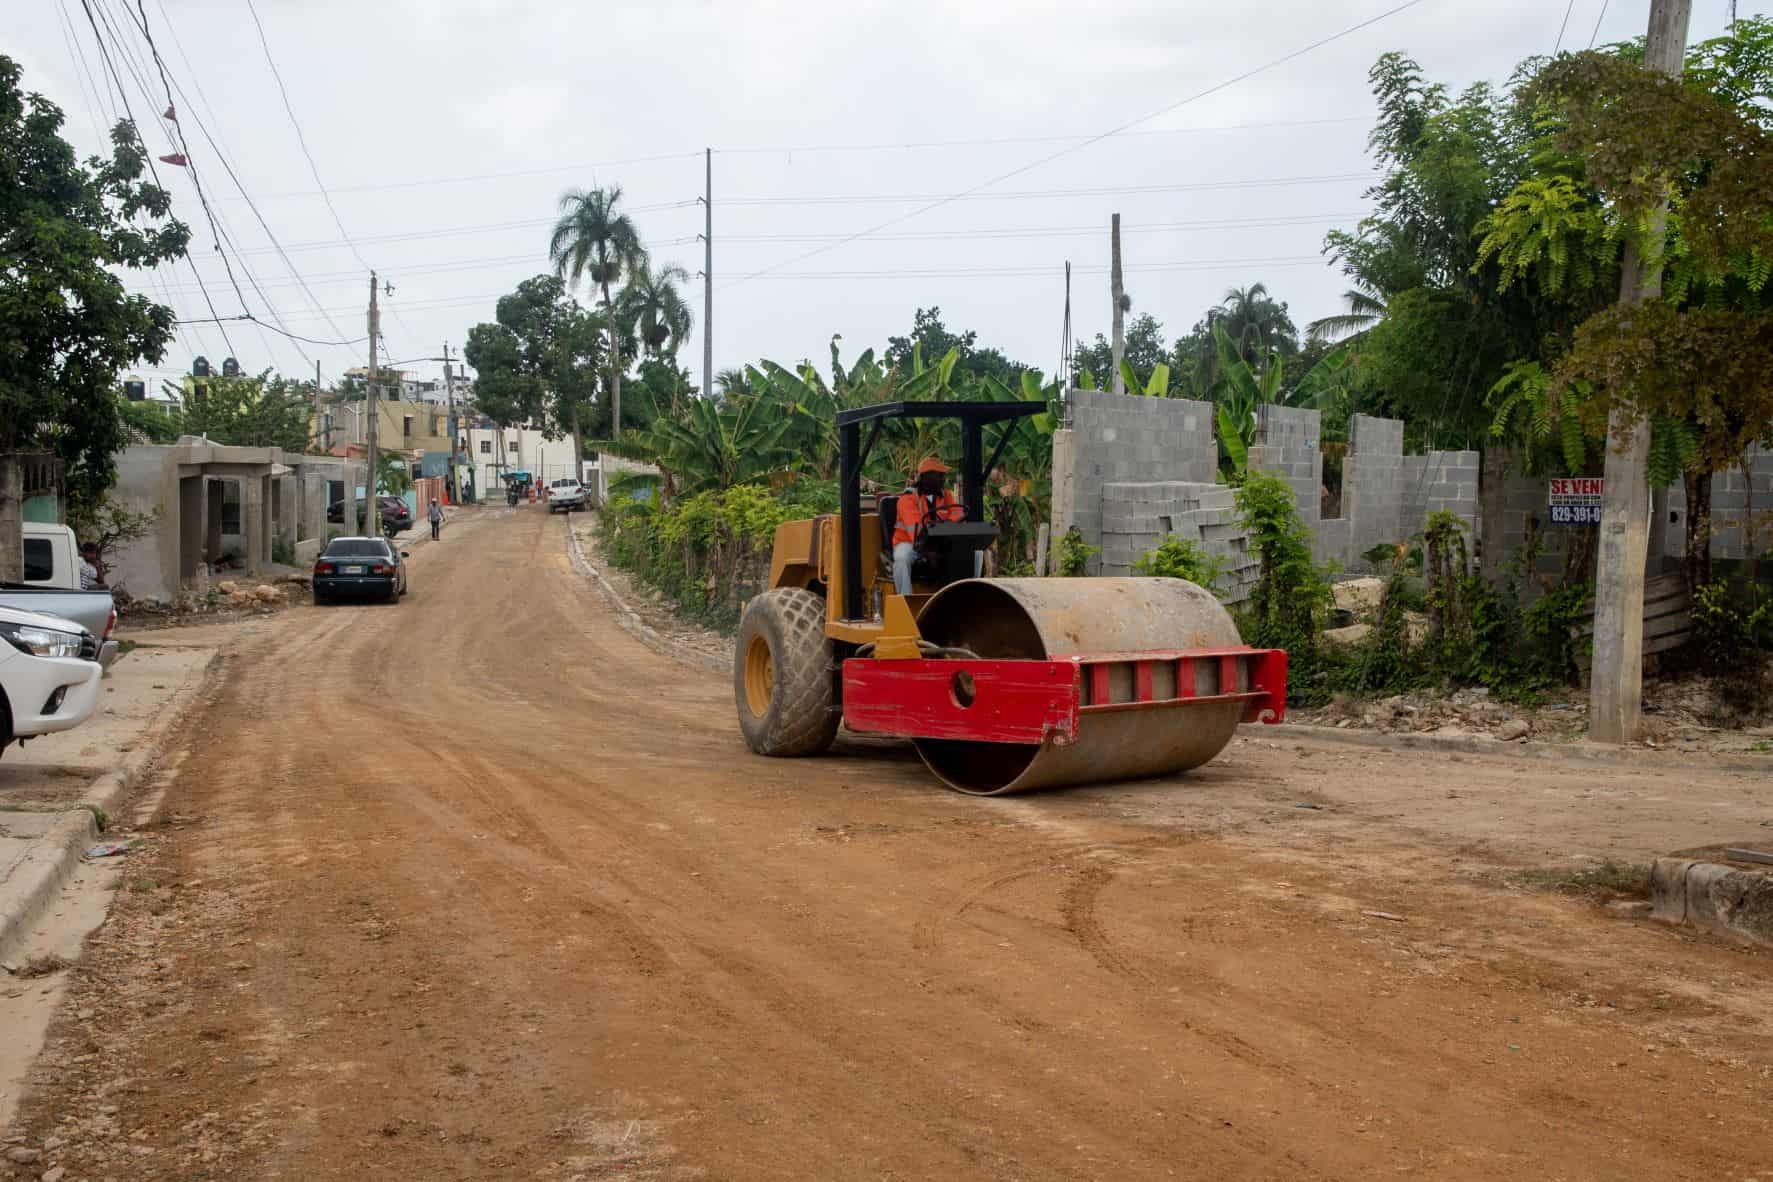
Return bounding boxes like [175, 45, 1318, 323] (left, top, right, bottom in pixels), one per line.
[1055, 527, 1097, 577]
[600, 483, 817, 632]
[1692, 578, 1772, 672]
[1133, 535, 1226, 594]
[1234, 471, 1331, 651]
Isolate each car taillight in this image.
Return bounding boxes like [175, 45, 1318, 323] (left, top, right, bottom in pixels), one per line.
[372, 563, 391, 574]
[315, 562, 334, 575]
[104, 607, 116, 640]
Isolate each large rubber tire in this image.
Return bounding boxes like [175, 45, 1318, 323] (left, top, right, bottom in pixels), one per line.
[735, 588, 838, 757]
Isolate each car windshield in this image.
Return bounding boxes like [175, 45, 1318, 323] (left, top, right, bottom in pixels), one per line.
[323, 539, 390, 558]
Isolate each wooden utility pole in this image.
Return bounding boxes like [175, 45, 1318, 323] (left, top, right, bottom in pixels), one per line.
[365, 271, 380, 535]
[443, 342, 459, 504]
[702, 147, 713, 400]
[1589, 0, 1691, 744]
[1110, 213, 1126, 396]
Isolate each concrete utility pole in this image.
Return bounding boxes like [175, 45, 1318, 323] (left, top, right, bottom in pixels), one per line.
[365, 271, 380, 535]
[313, 360, 323, 454]
[1110, 213, 1126, 396]
[702, 147, 713, 400]
[443, 341, 459, 504]
[1589, 0, 1691, 744]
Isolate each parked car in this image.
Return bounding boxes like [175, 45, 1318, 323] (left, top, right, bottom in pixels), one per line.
[4, 523, 119, 666]
[0, 602, 102, 756]
[546, 479, 586, 514]
[327, 495, 413, 534]
[311, 537, 408, 604]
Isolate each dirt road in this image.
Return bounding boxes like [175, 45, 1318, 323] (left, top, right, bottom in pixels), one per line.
[12, 507, 1771, 1180]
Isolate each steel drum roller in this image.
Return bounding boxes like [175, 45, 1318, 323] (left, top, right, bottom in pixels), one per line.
[912, 578, 1248, 794]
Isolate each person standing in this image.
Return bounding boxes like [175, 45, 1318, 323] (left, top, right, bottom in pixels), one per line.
[427, 498, 444, 541]
[78, 541, 105, 588]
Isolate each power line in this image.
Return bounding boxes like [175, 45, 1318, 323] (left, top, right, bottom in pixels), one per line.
[142, 211, 1362, 297]
[1554, 0, 1578, 51]
[716, 115, 1374, 156]
[148, 0, 355, 345]
[174, 315, 369, 348]
[241, 0, 370, 274]
[1589, 0, 1612, 47]
[75, 0, 237, 358]
[719, 172, 1376, 207]
[723, 0, 1432, 290]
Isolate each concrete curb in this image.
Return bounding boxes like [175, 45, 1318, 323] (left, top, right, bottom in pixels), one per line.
[564, 516, 725, 674]
[1650, 857, 1773, 948]
[1262, 721, 1773, 773]
[0, 648, 220, 968]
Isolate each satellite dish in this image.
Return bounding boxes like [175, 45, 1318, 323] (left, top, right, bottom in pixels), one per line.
[192, 356, 210, 377]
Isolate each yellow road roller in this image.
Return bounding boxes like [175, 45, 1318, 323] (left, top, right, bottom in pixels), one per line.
[735, 400, 1287, 793]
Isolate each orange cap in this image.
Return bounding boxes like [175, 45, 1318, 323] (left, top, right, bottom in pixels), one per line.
[916, 456, 950, 476]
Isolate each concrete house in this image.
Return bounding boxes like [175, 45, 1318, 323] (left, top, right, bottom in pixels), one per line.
[105, 438, 365, 604]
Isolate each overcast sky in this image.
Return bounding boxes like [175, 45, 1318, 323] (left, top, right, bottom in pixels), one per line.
[12, 0, 1758, 392]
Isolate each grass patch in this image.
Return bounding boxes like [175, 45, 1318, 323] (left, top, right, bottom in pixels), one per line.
[1514, 860, 1650, 901]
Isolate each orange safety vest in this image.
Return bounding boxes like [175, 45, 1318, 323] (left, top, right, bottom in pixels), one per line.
[893, 488, 963, 548]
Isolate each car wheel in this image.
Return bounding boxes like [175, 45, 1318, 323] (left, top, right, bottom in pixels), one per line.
[312, 588, 328, 605]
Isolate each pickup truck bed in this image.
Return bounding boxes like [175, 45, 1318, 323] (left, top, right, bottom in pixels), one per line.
[0, 586, 119, 666]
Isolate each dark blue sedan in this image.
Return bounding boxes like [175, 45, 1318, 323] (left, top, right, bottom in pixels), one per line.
[312, 537, 408, 604]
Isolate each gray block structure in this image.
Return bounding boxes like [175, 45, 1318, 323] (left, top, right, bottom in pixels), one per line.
[1048, 393, 1500, 589]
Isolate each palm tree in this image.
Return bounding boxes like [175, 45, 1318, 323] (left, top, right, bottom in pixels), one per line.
[1213, 283, 1293, 363]
[1306, 281, 1388, 344]
[617, 261, 693, 358]
[549, 185, 646, 437]
[714, 367, 752, 400]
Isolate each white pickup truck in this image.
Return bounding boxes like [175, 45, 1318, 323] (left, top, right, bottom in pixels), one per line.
[3, 524, 118, 666]
[0, 601, 103, 755]
[546, 478, 587, 514]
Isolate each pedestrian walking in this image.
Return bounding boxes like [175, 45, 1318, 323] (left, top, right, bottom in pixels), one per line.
[428, 498, 444, 541]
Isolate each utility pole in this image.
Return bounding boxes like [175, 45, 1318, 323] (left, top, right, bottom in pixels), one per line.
[1589, 0, 1691, 744]
[313, 359, 323, 453]
[1109, 213, 1126, 396]
[702, 147, 713, 399]
[442, 342, 459, 504]
[365, 271, 380, 535]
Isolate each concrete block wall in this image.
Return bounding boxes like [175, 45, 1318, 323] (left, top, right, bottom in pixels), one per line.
[1665, 445, 1773, 561]
[1343, 415, 1404, 566]
[1099, 480, 1259, 601]
[1058, 389, 1216, 573]
[1248, 404, 1323, 528]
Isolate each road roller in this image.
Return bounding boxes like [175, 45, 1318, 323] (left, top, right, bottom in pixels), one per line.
[734, 400, 1288, 794]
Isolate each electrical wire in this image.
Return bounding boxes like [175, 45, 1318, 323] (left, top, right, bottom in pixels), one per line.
[141, 212, 1361, 298]
[1553, 0, 1577, 52]
[716, 115, 1374, 156]
[1588, 0, 1611, 48]
[174, 315, 369, 347]
[722, 0, 1432, 290]
[75, 0, 237, 358]
[148, 0, 356, 345]
[719, 173, 1376, 207]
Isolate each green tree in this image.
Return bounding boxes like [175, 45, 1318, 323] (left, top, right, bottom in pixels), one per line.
[163, 370, 313, 451]
[464, 275, 611, 470]
[0, 56, 188, 570]
[1073, 313, 1168, 389]
[886, 306, 1022, 386]
[550, 185, 646, 439]
[1473, 20, 1773, 588]
[618, 260, 693, 359]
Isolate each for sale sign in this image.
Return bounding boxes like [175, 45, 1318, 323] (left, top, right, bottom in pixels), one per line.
[1548, 477, 1603, 525]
